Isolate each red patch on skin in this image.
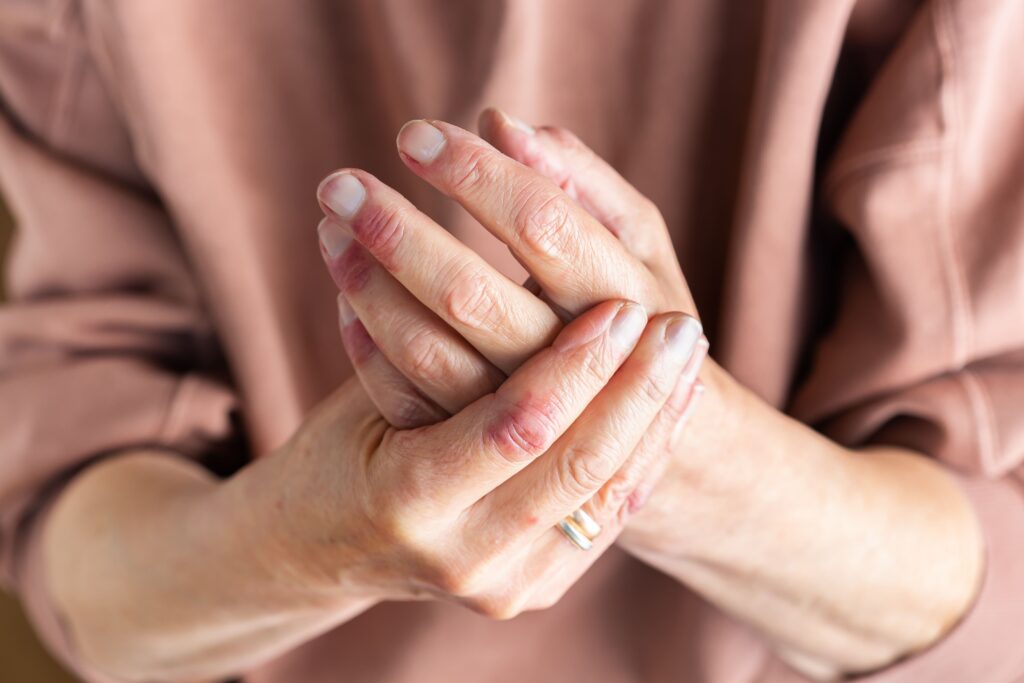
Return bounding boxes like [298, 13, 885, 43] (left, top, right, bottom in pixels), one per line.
[341, 320, 377, 365]
[335, 243, 374, 294]
[625, 485, 652, 516]
[485, 392, 560, 463]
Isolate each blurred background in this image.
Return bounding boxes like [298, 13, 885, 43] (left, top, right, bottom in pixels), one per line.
[0, 198, 76, 682]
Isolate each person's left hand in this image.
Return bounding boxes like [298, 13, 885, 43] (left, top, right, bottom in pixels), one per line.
[315, 108, 707, 424]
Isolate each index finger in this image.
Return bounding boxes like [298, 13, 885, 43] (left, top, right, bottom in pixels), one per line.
[395, 119, 663, 316]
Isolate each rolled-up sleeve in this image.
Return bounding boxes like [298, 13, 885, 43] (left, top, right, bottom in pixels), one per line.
[0, 5, 239, 677]
[788, 0, 1024, 680]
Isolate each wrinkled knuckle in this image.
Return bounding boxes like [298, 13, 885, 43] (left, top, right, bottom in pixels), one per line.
[487, 399, 559, 464]
[447, 144, 495, 196]
[443, 265, 504, 330]
[592, 473, 637, 518]
[518, 192, 574, 259]
[636, 370, 672, 406]
[353, 204, 406, 261]
[402, 329, 449, 385]
[559, 443, 619, 498]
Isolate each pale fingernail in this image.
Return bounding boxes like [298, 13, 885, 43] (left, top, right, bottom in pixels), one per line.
[337, 293, 357, 326]
[397, 120, 447, 164]
[497, 108, 535, 135]
[609, 303, 647, 348]
[320, 173, 366, 219]
[665, 316, 702, 364]
[680, 336, 710, 385]
[317, 217, 352, 259]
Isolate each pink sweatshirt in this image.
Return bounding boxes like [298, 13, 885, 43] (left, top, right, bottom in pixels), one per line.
[1, 1, 1022, 681]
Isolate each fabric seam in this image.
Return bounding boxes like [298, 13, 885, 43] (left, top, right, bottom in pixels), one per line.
[933, 0, 973, 368]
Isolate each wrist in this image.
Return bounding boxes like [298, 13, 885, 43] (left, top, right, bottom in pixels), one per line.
[216, 449, 382, 614]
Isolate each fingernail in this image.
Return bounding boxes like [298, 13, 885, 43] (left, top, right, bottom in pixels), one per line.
[665, 316, 702, 364]
[337, 293, 357, 326]
[609, 303, 647, 348]
[317, 217, 352, 259]
[320, 173, 366, 219]
[681, 336, 710, 385]
[397, 120, 447, 164]
[497, 109, 535, 135]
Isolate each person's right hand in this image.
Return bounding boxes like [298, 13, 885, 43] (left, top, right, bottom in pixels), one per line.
[253, 299, 702, 618]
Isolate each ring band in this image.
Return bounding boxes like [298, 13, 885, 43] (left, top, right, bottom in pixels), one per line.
[557, 508, 602, 551]
[571, 509, 601, 538]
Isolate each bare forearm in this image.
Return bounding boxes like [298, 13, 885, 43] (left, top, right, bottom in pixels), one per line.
[620, 362, 984, 679]
[43, 450, 373, 682]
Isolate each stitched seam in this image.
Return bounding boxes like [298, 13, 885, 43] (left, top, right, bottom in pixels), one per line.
[933, 0, 973, 370]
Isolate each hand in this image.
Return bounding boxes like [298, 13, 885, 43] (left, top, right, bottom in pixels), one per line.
[316, 109, 700, 387]
[312, 110, 985, 678]
[261, 300, 703, 618]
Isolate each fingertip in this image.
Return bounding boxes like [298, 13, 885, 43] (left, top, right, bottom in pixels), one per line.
[339, 316, 377, 365]
[477, 107, 502, 143]
[336, 292, 357, 326]
[552, 300, 642, 352]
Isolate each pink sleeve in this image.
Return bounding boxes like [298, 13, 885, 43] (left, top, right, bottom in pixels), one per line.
[785, 0, 1024, 679]
[0, 6, 239, 679]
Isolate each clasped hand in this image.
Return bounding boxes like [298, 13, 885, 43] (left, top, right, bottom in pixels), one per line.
[285, 109, 706, 619]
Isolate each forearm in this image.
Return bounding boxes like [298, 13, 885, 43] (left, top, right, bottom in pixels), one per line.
[43, 450, 374, 682]
[619, 361, 984, 679]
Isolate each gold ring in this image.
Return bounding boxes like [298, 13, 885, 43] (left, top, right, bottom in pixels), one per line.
[557, 508, 602, 550]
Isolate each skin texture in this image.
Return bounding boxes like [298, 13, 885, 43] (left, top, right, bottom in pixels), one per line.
[315, 109, 985, 679]
[44, 300, 705, 682]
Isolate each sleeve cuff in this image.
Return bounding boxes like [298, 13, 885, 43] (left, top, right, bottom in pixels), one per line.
[761, 475, 1024, 682]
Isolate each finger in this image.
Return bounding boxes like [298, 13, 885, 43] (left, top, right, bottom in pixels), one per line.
[516, 357, 706, 613]
[379, 300, 648, 511]
[318, 170, 561, 373]
[319, 218, 503, 413]
[586, 342, 707, 526]
[475, 314, 704, 542]
[394, 119, 663, 316]
[478, 108, 691, 306]
[336, 295, 447, 429]
[478, 108, 665, 263]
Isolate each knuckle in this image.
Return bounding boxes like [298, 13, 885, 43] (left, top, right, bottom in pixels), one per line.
[635, 370, 672, 406]
[433, 565, 477, 599]
[401, 327, 449, 385]
[366, 493, 421, 548]
[466, 593, 524, 621]
[558, 441, 621, 498]
[389, 393, 440, 429]
[442, 264, 504, 330]
[591, 471, 638, 518]
[352, 204, 406, 263]
[486, 397, 560, 464]
[517, 191, 575, 258]
[447, 144, 496, 196]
